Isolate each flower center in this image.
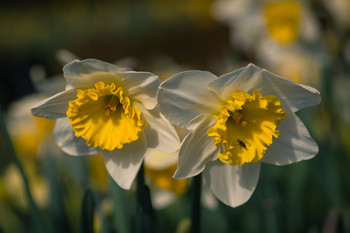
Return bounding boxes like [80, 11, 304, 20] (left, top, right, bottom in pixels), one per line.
[207, 90, 286, 166]
[66, 81, 147, 151]
[104, 95, 119, 116]
[264, 0, 301, 44]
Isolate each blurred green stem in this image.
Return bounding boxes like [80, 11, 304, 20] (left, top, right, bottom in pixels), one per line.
[136, 163, 155, 233]
[0, 108, 50, 233]
[80, 189, 95, 233]
[191, 174, 202, 233]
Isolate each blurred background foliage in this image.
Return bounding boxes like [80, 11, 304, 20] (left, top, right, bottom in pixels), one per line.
[1, 0, 350, 232]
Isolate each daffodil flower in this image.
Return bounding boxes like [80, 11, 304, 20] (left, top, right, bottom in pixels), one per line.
[31, 59, 180, 189]
[158, 63, 320, 207]
[212, 0, 320, 50]
[143, 148, 189, 209]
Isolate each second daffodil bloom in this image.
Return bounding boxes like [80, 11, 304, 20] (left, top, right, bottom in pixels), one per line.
[158, 64, 320, 207]
[31, 59, 180, 189]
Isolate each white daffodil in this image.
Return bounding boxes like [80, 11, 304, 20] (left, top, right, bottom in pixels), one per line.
[211, 0, 320, 52]
[256, 42, 327, 88]
[158, 63, 320, 207]
[322, 0, 350, 30]
[143, 149, 189, 209]
[143, 149, 217, 210]
[31, 59, 180, 190]
[211, 0, 328, 88]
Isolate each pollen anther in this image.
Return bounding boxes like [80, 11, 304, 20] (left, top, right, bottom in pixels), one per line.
[104, 95, 119, 116]
[230, 111, 247, 126]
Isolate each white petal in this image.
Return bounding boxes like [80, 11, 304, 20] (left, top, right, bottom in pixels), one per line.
[31, 89, 77, 119]
[207, 65, 249, 99]
[262, 111, 318, 165]
[158, 70, 220, 128]
[203, 160, 261, 208]
[64, 59, 160, 109]
[138, 104, 180, 153]
[63, 59, 125, 85]
[174, 114, 218, 179]
[121, 72, 160, 110]
[208, 63, 321, 112]
[53, 118, 100, 156]
[103, 134, 147, 190]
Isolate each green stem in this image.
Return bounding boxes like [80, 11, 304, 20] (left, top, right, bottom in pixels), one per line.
[0, 108, 50, 233]
[191, 174, 202, 233]
[137, 162, 145, 190]
[136, 163, 155, 233]
[80, 189, 95, 233]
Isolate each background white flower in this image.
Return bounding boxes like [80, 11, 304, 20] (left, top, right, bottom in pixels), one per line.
[211, 0, 328, 87]
[211, 0, 320, 52]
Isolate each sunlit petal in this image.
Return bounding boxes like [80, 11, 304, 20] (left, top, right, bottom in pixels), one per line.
[31, 89, 77, 119]
[63, 59, 125, 86]
[63, 59, 160, 109]
[208, 64, 320, 112]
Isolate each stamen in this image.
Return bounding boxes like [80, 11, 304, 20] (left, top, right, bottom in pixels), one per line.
[230, 111, 247, 126]
[104, 95, 119, 116]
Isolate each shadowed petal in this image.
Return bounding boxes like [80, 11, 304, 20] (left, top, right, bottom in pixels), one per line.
[103, 134, 147, 189]
[203, 160, 261, 208]
[262, 111, 318, 165]
[138, 105, 180, 153]
[174, 114, 218, 179]
[53, 118, 101, 156]
[158, 70, 220, 128]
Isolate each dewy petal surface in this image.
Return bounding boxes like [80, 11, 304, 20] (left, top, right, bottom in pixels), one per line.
[63, 59, 160, 109]
[158, 70, 220, 128]
[203, 160, 261, 208]
[104, 134, 147, 190]
[31, 89, 77, 119]
[208, 64, 320, 112]
[174, 114, 218, 179]
[262, 111, 318, 165]
[53, 118, 101, 156]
